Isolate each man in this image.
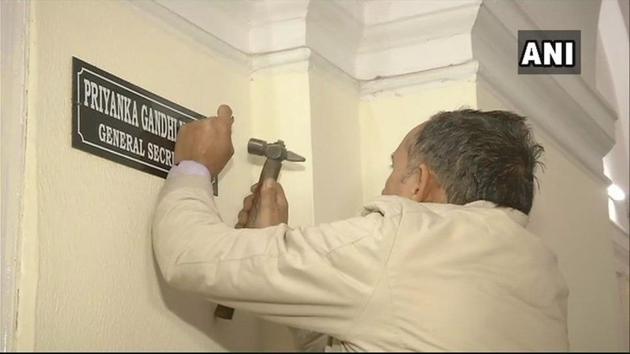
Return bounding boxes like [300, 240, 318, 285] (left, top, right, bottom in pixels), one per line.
[152, 105, 569, 351]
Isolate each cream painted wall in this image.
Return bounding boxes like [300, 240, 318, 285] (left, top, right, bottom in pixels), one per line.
[20, 4, 366, 349]
[15, 0, 624, 351]
[247, 59, 366, 351]
[248, 62, 316, 351]
[477, 87, 624, 351]
[309, 64, 363, 223]
[249, 63, 315, 228]
[20, 0, 266, 350]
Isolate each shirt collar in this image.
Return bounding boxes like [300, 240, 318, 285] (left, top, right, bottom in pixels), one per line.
[464, 200, 529, 226]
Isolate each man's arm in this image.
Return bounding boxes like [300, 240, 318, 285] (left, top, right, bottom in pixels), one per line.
[152, 173, 384, 336]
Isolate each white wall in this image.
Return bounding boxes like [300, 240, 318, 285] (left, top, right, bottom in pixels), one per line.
[19, 0, 264, 350]
[596, 0, 629, 232]
[527, 133, 622, 351]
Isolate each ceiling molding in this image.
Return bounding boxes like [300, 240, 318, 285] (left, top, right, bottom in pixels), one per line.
[553, 75, 617, 139]
[353, 0, 481, 80]
[362, 0, 480, 25]
[308, 48, 360, 89]
[481, 0, 617, 138]
[130, 0, 249, 66]
[133, 0, 617, 182]
[360, 2, 480, 53]
[250, 47, 312, 73]
[360, 60, 478, 99]
[355, 32, 474, 80]
[250, 46, 358, 91]
[151, 0, 250, 52]
[250, 18, 306, 54]
[249, 0, 309, 26]
[150, 0, 481, 80]
[305, 0, 363, 78]
[249, 0, 309, 54]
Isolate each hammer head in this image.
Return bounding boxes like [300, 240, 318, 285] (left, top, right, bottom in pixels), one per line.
[247, 138, 306, 162]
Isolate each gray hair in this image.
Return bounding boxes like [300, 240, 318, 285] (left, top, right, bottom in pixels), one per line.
[409, 109, 544, 214]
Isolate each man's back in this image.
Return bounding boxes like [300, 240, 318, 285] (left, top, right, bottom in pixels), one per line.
[153, 175, 569, 352]
[335, 196, 569, 351]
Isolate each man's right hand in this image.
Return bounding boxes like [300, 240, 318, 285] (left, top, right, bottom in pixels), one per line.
[236, 179, 288, 228]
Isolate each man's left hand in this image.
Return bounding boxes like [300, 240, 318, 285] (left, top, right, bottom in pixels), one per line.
[174, 104, 235, 176]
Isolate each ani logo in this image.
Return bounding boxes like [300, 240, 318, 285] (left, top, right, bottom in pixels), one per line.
[518, 30, 581, 74]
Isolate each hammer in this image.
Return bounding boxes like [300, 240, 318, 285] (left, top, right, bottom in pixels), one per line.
[214, 138, 306, 320]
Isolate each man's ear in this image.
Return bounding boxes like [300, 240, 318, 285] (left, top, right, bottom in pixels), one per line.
[409, 163, 432, 202]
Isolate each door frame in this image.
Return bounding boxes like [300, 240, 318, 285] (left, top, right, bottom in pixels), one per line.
[1, 1, 30, 351]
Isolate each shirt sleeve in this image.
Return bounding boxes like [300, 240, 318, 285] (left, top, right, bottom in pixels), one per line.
[168, 160, 210, 178]
[151, 174, 386, 336]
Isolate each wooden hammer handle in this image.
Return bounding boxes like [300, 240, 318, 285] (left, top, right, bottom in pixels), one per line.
[246, 159, 282, 228]
[213, 158, 282, 320]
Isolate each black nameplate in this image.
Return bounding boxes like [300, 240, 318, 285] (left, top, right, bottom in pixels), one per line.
[72, 57, 204, 179]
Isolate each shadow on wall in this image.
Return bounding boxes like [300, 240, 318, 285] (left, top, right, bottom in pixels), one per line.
[151, 256, 262, 351]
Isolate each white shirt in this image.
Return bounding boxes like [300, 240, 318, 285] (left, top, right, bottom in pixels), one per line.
[152, 163, 569, 351]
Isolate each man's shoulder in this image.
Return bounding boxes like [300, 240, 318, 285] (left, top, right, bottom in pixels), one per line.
[362, 196, 510, 219]
[361, 195, 452, 215]
[361, 196, 539, 244]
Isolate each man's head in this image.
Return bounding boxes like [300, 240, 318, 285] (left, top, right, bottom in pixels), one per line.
[382, 109, 544, 215]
